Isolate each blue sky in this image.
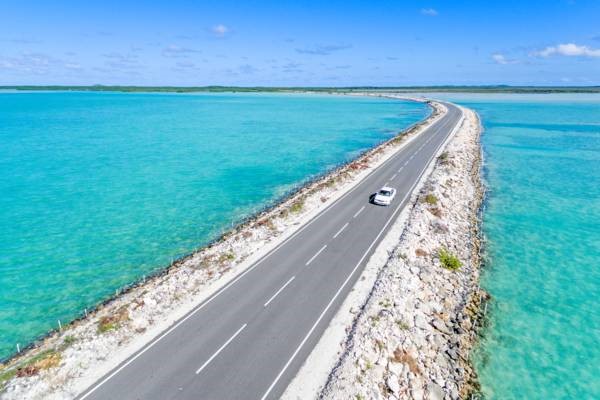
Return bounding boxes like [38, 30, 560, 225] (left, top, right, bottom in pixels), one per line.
[1, 0, 599, 86]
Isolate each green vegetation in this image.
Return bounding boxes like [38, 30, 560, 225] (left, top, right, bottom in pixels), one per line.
[438, 248, 462, 271]
[395, 319, 410, 330]
[425, 194, 438, 205]
[290, 199, 304, 213]
[0, 367, 16, 390]
[62, 335, 77, 348]
[370, 315, 380, 326]
[97, 307, 129, 334]
[218, 252, 235, 265]
[0, 349, 62, 389]
[1, 85, 599, 93]
[98, 319, 118, 333]
[379, 298, 392, 308]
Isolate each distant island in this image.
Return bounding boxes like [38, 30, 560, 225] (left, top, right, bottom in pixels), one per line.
[1, 85, 600, 93]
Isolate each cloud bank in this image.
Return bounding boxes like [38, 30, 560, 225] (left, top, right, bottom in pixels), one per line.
[533, 43, 600, 58]
[421, 8, 438, 16]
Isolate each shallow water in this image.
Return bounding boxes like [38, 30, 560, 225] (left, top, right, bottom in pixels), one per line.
[434, 93, 600, 399]
[0, 91, 428, 360]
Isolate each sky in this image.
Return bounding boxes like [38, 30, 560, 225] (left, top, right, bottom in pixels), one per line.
[1, 0, 600, 86]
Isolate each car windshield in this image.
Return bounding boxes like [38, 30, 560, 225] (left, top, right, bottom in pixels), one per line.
[379, 190, 391, 196]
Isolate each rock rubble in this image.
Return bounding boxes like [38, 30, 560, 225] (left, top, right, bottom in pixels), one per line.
[320, 106, 486, 400]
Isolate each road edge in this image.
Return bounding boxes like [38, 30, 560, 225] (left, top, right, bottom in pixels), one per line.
[282, 101, 471, 400]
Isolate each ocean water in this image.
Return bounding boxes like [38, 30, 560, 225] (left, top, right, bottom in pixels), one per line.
[0, 91, 428, 360]
[436, 93, 600, 399]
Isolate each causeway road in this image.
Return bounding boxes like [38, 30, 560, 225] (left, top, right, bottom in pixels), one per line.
[79, 101, 463, 400]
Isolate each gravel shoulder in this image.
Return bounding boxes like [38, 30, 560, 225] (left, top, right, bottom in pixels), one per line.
[316, 105, 485, 400]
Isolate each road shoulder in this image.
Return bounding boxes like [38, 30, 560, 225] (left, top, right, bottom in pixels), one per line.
[283, 104, 485, 400]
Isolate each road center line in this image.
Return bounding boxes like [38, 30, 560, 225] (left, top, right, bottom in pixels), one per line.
[195, 323, 247, 375]
[77, 104, 462, 400]
[391, 173, 397, 180]
[353, 205, 365, 218]
[333, 222, 349, 239]
[264, 276, 295, 307]
[259, 108, 464, 400]
[305, 245, 327, 266]
[397, 167, 403, 173]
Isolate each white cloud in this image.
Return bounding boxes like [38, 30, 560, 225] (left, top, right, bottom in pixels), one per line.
[64, 62, 83, 70]
[162, 45, 200, 58]
[295, 43, 352, 56]
[492, 53, 518, 65]
[211, 24, 229, 38]
[0, 52, 57, 74]
[532, 43, 600, 58]
[421, 8, 438, 16]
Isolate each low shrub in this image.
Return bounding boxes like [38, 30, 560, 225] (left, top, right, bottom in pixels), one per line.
[62, 335, 77, 347]
[438, 248, 462, 271]
[218, 252, 235, 265]
[290, 200, 304, 213]
[97, 307, 129, 334]
[424, 194, 438, 205]
[395, 319, 410, 330]
[2, 349, 63, 385]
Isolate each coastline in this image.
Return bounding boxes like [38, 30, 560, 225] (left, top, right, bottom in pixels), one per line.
[313, 105, 485, 400]
[0, 96, 447, 399]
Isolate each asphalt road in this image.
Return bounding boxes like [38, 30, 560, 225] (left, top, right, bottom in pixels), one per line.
[79, 102, 463, 400]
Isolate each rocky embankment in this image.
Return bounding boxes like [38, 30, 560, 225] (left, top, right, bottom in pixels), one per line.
[320, 106, 485, 400]
[0, 98, 445, 400]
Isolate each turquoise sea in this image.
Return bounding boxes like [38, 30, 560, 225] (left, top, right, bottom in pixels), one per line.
[0, 92, 428, 360]
[436, 93, 600, 399]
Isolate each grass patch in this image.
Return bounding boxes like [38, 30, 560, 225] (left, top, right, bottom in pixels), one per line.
[1, 349, 62, 387]
[395, 319, 410, 330]
[218, 252, 235, 265]
[424, 193, 438, 205]
[438, 248, 462, 271]
[62, 335, 77, 348]
[0, 367, 16, 390]
[379, 298, 392, 308]
[290, 200, 304, 214]
[97, 307, 129, 334]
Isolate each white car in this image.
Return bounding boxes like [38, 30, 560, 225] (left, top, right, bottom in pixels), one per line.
[373, 186, 397, 206]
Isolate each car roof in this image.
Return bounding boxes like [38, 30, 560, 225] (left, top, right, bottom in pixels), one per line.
[380, 186, 394, 191]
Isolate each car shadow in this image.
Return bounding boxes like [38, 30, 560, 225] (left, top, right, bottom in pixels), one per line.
[368, 193, 381, 206]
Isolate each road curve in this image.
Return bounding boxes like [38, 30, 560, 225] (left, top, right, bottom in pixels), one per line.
[78, 101, 463, 400]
